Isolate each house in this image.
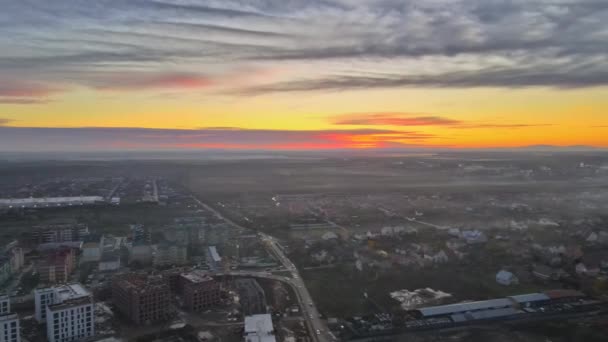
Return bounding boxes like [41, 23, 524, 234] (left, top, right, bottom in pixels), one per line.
[586, 232, 598, 243]
[321, 232, 338, 241]
[461, 230, 488, 244]
[496, 270, 518, 286]
[448, 228, 460, 237]
[431, 250, 449, 264]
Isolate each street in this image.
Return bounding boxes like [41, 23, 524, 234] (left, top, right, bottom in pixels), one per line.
[191, 195, 331, 342]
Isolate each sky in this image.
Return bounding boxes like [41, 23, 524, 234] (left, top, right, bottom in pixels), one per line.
[1, 0, 607, 151]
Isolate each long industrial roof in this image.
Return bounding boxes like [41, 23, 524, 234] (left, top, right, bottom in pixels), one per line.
[508, 293, 550, 303]
[418, 298, 513, 317]
[0, 196, 104, 205]
[469, 307, 521, 320]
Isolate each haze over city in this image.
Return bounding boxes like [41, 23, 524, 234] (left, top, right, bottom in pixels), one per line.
[1, 2, 608, 342]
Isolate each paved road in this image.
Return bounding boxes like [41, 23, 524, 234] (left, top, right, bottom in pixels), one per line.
[260, 233, 331, 342]
[190, 196, 331, 342]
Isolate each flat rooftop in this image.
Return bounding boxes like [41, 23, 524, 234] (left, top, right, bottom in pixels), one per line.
[244, 314, 276, 342]
[115, 274, 168, 292]
[508, 293, 550, 304]
[418, 298, 513, 317]
[49, 296, 93, 311]
[208, 246, 221, 262]
[56, 283, 91, 302]
[0, 196, 104, 206]
[181, 271, 213, 284]
[0, 313, 18, 321]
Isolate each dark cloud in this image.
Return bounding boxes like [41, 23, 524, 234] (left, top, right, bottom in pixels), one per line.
[234, 64, 608, 95]
[0, 0, 607, 92]
[141, 0, 275, 18]
[0, 126, 433, 151]
[144, 21, 290, 38]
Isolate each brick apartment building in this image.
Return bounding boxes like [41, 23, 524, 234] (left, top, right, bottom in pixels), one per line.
[178, 271, 221, 312]
[111, 274, 172, 325]
[37, 248, 76, 284]
[28, 225, 89, 245]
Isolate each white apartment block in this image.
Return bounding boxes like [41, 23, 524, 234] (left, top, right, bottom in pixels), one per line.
[34, 284, 95, 342]
[0, 313, 20, 342]
[46, 298, 94, 342]
[34, 288, 56, 322]
[0, 296, 9, 315]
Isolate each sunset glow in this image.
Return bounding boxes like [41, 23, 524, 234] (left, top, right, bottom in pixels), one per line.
[1, 1, 607, 151]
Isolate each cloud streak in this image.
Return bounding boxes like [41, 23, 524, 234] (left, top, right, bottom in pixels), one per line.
[329, 112, 551, 130]
[90, 72, 214, 91]
[0, 81, 63, 104]
[0, 126, 433, 151]
[0, 0, 606, 95]
[234, 64, 608, 95]
[332, 113, 462, 126]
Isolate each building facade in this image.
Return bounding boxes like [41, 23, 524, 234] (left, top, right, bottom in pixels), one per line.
[34, 284, 92, 323]
[37, 248, 76, 284]
[0, 296, 8, 315]
[46, 297, 94, 342]
[0, 261, 10, 287]
[112, 274, 172, 325]
[0, 313, 20, 342]
[153, 243, 188, 267]
[179, 272, 221, 312]
[0, 296, 20, 342]
[34, 288, 56, 323]
[30, 225, 89, 245]
[99, 254, 121, 272]
[34, 284, 94, 342]
[81, 242, 101, 262]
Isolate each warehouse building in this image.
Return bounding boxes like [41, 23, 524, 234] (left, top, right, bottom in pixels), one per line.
[417, 298, 513, 318]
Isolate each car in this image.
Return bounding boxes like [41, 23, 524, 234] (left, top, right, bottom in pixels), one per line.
[316, 329, 321, 335]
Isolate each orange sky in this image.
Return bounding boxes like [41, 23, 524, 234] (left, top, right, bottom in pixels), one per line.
[2, 86, 607, 150]
[1, 1, 607, 150]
